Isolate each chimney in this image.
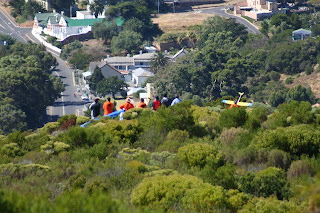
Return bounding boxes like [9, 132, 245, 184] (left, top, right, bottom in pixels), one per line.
[61, 11, 64, 16]
[164, 50, 168, 54]
[53, 9, 56, 14]
[139, 50, 142, 55]
[107, 55, 110, 58]
[127, 54, 130, 57]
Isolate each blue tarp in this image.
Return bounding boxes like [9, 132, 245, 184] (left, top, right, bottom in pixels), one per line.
[80, 110, 125, 128]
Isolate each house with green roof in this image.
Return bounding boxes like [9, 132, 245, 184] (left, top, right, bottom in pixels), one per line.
[33, 11, 124, 41]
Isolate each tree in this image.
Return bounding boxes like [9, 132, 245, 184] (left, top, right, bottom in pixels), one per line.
[111, 30, 142, 54]
[90, 0, 105, 18]
[50, 0, 75, 12]
[92, 21, 118, 43]
[68, 50, 90, 70]
[88, 66, 104, 91]
[0, 104, 27, 135]
[150, 51, 169, 73]
[96, 76, 128, 98]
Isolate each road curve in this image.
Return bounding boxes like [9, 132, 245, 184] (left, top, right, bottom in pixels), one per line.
[199, 6, 261, 34]
[0, 8, 85, 120]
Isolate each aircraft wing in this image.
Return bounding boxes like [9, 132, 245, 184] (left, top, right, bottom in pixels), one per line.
[222, 100, 235, 105]
[236, 102, 253, 107]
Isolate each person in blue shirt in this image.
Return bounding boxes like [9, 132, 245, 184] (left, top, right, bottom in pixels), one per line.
[171, 94, 181, 106]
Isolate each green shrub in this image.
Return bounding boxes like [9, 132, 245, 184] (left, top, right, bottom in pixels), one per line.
[99, 120, 142, 144]
[239, 196, 302, 213]
[287, 160, 314, 179]
[218, 127, 247, 147]
[267, 149, 291, 170]
[0, 163, 50, 179]
[157, 129, 189, 153]
[239, 167, 290, 199]
[245, 107, 268, 131]
[118, 147, 150, 163]
[178, 143, 224, 168]
[54, 190, 119, 213]
[200, 164, 238, 190]
[47, 36, 57, 44]
[251, 124, 320, 156]
[123, 108, 148, 120]
[219, 107, 248, 129]
[76, 116, 90, 125]
[285, 77, 294, 84]
[131, 174, 249, 211]
[149, 151, 177, 167]
[1, 143, 21, 157]
[41, 122, 60, 133]
[40, 141, 70, 155]
[58, 115, 77, 130]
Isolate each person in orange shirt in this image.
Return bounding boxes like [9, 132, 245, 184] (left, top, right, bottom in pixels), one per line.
[138, 98, 147, 108]
[152, 96, 161, 111]
[119, 98, 134, 111]
[103, 97, 114, 115]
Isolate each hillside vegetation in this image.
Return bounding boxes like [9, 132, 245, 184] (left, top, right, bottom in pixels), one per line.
[1, 101, 320, 212]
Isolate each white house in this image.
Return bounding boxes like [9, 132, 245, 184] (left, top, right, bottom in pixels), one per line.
[292, 29, 311, 41]
[104, 56, 134, 71]
[132, 68, 154, 86]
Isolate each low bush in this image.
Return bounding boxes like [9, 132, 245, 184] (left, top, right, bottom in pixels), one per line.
[178, 143, 224, 168]
[239, 167, 290, 200]
[287, 160, 314, 179]
[251, 124, 320, 156]
[267, 149, 291, 170]
[219, 107, 248, 129]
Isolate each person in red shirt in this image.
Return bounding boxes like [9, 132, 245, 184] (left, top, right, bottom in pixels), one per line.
[103, 97, 114, 115]
[138, 98, 147, 108]
[119, 98, 134, 111]
[152, 96, 161, 111]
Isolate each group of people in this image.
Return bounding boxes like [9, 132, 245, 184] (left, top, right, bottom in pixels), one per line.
[89, 94, 182, 119]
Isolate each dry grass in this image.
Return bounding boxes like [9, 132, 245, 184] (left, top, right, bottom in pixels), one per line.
[282, 65, 320, 98]
[152, 12, 214, 33]
[0, 1, 33, 27]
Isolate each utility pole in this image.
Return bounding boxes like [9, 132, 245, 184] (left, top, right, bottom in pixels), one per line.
[158, 0, 160, 14]
[173, 0, 175, 13]
[70, 6, 72, 17]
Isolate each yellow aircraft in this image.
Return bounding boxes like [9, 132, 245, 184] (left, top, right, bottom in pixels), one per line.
[222, 92, 253, 109]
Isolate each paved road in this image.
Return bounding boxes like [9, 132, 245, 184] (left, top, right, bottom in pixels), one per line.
[199, 6, 261, 34]
[0, 7, 85, 121]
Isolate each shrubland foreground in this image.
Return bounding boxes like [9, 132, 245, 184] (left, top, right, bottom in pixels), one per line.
[1, 101, 320, 212]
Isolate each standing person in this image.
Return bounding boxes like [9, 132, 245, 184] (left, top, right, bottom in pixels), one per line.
[138, 98, 147, 108]
[89, 98, 102, 119]
[161, 93, 171, 107]
[119, 98, 134, 111]
[152, 96, 161, 111]
[103, 97, 113, 115]
[171, 94, 181, 106]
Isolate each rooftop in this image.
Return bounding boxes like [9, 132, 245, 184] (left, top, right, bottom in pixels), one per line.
[132, 68, 154, 77]
[105, 56, 134, 64]
[293, 28, 311, 34]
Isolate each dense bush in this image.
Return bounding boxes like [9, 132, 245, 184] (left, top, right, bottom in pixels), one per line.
[239, 167, 290, 199]
[287, 160, 314, 179]
[219, 108, 248, 129]
[251, 125, 320, 156]
[131, 174, 249, 211]
[178, 143, 224, 168]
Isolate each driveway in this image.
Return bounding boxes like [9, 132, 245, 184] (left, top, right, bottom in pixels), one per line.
[198, 6, 261, 34]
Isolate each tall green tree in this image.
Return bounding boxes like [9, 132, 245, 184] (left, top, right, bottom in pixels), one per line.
[96, 76, 128, 98]
[111, 30, 142, 54]
[90, 0, 105, 18]
[150, 51, 169, 73]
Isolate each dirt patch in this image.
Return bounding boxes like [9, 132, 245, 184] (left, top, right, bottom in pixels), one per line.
[152, 12, 214, 33]
[284, 67, 320, 98]
[0, 2, 33, 27]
